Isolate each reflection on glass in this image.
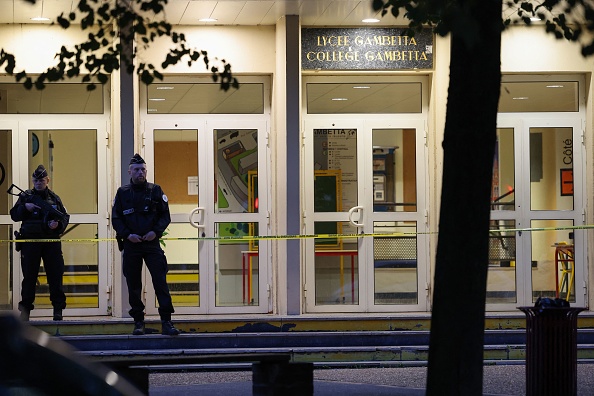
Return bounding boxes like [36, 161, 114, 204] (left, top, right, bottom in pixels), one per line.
[372, 129, 416, 212]
[313, 129, 357, 215]
[491, 128, 515, 210]
[531, 219, 575, 303]
[147, 83, 264, 114]
[53, 224, 99, 309]
[315, 222, 359, 305]
[0, 130, 11, 215]
[373, 221, 417, 305]
[29, 130, 98, 214]
[161, 223, 200, 307]
[214, 129, 258, 214]
[0, 224, 13, 309]
[487, 220, 517, 304]
[0, 83, 104, 114]
[215, 222, 259, 307]
[307, 83, 422, 114]
[154, 129, 199, 215]
[530, 128, 574, 211]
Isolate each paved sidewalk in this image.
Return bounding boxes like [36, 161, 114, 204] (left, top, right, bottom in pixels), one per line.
[150, 363, 594, 395]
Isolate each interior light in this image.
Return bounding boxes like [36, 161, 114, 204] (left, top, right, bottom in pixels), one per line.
[546, 85, 564, 88]
[148, 109, 158, 112]
[149, 98, 166, 101]
[31, 1, 50, 22]
[530, 17, 541, 22]
[199, 18, 218, 22]
[353, 86, 371, 89]
[512, 97, 529, 100]
[332, 98, 348, 101]
[362, 18, 380, 23]
[156, 86, 174, 90]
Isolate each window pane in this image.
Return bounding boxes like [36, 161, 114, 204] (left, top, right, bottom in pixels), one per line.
[154, 129, 199, 215]
[214, 129, 259, 214]
[488, 220, 517, 304]
[531, 220, 575, 303]
[372, 129, 416, 212]
[57, 224, 99, 309]
[0, 130, 12, 215]
[499, 81, 578, 112]
[373, 221, 417, 305]
[0, 224, 13, 309]
[307, 83, 421, 114]
[161, 223, 200, 307]
[215, 222, 259, 307]
[29, 130, 98, 214]
[315, 222, 359, 305]
[313, 129, 357, 214]
[0, 83, 103, 114]
[530, 127, 574, 211]
[491, 128, 515, 210]
[147, 83, 264, 114]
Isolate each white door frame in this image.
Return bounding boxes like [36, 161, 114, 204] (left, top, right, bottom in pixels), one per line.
[491, 114, 587, 310]
[303, 115, 430, 313]
[143, 116, 271, 314]
[8, 115, 111, 317]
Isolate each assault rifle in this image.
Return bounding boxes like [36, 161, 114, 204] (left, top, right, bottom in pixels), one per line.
[7, 184, 70, 231]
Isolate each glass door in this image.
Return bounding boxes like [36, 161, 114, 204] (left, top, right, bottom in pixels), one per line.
[490, 117, 586, 309]
[9, 118, 110, 317]
[303, 117, 429, 313]
[144, 118, 270, 314]
[0, 123, 17, 313]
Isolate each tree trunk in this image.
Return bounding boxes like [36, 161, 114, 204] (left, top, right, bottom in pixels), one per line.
[426, 1, 503, 395]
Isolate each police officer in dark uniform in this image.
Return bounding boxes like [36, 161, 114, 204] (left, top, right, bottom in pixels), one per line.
[112, 153, 180, 336]
[10, 165, 69, 321]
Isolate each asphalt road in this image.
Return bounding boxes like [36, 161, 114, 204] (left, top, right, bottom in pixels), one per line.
[150, 363, 594, 395]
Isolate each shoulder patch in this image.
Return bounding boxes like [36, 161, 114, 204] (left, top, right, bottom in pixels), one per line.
[162, 194, 168, 203]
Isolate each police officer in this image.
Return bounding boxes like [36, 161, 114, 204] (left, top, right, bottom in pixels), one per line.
[10, 165, 68, 321]
[112, 153, 180, 336]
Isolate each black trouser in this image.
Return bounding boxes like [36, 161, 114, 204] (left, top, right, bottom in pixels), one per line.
[19, 241, 66, 312]
[122, 239, 175, 322]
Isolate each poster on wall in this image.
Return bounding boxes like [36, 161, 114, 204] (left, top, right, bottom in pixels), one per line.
[560, 168, 573, 196]
[313, 129, 358, 236]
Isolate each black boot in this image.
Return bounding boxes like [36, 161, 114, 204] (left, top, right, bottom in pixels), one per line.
[20, 309, 30, 321]
[132, 321, 145, 335]
[53, 308, 63, 321]
[161, 320, 180, 336]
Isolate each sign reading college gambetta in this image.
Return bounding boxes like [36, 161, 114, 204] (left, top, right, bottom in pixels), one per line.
[301, 27, 433, 70]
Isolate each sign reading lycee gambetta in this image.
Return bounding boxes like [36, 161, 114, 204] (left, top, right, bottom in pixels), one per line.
[301, 27, 434, 70]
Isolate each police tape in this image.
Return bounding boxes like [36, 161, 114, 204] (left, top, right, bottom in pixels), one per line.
[1, 223, 594, 243]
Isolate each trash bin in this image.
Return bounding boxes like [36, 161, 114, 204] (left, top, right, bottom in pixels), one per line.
[519, 299, 585, 396]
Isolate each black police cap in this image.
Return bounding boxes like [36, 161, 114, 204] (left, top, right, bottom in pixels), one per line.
[32, 165, 48, 180]
[130, 153, 146, 165]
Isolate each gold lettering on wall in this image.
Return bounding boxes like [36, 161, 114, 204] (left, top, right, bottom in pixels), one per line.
[302, 28, 433, 70]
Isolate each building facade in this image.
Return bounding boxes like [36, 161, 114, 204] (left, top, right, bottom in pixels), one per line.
[0, 5, 592, 319]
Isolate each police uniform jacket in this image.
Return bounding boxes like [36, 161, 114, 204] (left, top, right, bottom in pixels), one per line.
[10, 188, 69, 238]
[112, 180, 171, 240]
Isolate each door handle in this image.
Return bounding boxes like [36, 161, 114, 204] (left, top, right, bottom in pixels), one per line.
[189, 207, 206, 229]
[348, 206, 364, 228]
